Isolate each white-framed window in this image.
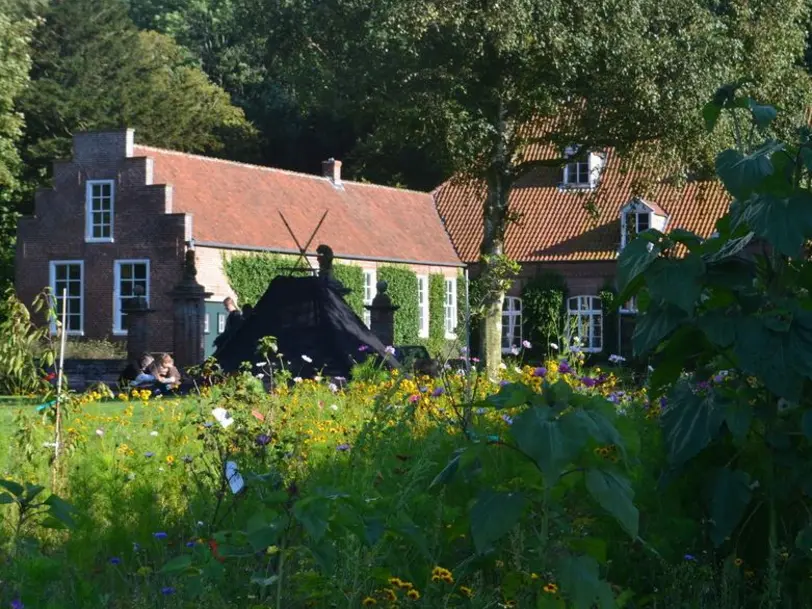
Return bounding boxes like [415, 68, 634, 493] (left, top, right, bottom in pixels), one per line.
[567, 295, 603, 353]
[49, 261, 84, 335]
[113, 259, 150, 334]
[204, 314, 210, 334]
[563, 158, 590, 186]
[444, 278, 457, 338]
[85, 180, 115, 242]
[363, 269, 376, 327]
[217, 313, 226, 333]
[620, 210, 651, 249]
[619, 296, 638, 314]
[502, 296, 522, 353]
[417, 275, 429, 338]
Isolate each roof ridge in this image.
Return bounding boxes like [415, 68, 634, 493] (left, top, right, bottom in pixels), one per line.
[132, 144, 432, 197]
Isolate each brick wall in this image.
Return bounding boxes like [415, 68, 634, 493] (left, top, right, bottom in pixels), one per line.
[467, 260, 617, 297]
[16, 130, 189, 353]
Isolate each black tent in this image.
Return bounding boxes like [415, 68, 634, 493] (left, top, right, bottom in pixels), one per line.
[213, 276, 398, 378]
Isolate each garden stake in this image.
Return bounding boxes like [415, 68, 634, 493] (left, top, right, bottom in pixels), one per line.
[52, 288, 68, 488]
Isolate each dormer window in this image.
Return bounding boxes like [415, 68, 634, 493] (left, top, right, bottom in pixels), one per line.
[620, 198, 668, 249]
[561, 146, 604, 189]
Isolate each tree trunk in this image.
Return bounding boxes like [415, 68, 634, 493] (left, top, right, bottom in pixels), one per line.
[479, 102, 512, 380]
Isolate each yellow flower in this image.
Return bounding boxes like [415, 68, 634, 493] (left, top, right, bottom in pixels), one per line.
[543, 583, 559, 594]
[460, 585, 473, 598]
[504, 601, 517, 608]
[734, 558, 743, 567]
[382, 588, 397, 601]
[397, 580, 414, 590]
[166, 455, 175, 465]
[530, 573, 539, 580]
[388, 577, 403, 587]
[406, 589, 420, 600]
[362, 597, 377, 606]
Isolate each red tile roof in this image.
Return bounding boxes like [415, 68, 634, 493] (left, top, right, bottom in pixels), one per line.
[434, 147, 731, 263]
[133, 145, 463, 266]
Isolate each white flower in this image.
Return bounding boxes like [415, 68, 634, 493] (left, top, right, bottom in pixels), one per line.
[95, 428, 104, 437]
[255, 361, 267, 368]
[293, 376, 303, 383]
[608, 354, 626, 364]
[314, 375, 323, 382]
[499, 362, 507, 370]
[550, 343, 559, 350]
[255, 373, 265, 379]
[330, 404, 339, 411]
[384, 345, 396, 355]
[514, 367, 522, 374]
[572, 336, 582, 345]
[301, 354, 313, 363]
[522, 340, 532, 349]
[328, 383, 338, 393]
[149, 431, 158, 437]
[212, 407, 234, 429]
[510, 346, 519, 356]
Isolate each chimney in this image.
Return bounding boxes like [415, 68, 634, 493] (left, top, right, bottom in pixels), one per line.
[322, 158, 342, 186]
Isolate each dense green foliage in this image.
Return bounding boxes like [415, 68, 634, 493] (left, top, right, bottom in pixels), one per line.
[0, 289, 55, 395]
[617, 90, 812, 605]
[377, 265, 418, 345]
[222, 252, 366, 317]
[521, 272, 569, 359]
[428, 273, 446, 350]
[599, 286, 618, 361]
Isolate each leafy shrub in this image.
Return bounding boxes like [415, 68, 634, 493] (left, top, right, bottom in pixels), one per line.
[0, 290, 56, 396]
[63, 339, 125, 360]
[377, 265, 418, 345]
[521, 271, 568, 358]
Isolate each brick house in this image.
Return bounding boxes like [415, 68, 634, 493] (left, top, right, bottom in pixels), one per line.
[434, 142, 731, 356]
[15, 129, 464, 356]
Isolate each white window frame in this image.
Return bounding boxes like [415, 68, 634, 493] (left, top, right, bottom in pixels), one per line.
[363, 269, 376, 328]
[502, 296, 522, 354]
[567, 295, 603, 353]
[444, 278, 457, 339]
[113, 259, 150, 335]
[217, 313, 226, 333]
[417, 275, 429, 338]
[562, 158, 591, 187]
[204, 313, 210, 334]
[85, 180, 115, 243]
[620, 210, 652, 249]
[49, 260, 84, 335]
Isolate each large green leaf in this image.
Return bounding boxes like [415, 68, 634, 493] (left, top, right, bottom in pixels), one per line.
[748, 100, 778, 129]
[470, 490, 527, 554]
[708, 468, 752, 546]
[0, 480, 24, 497]
[557, 554, 615, 609]
[585, 468, 639, 538]
[617, 237, 659, 292]
[715, 140, 783, 199]
[632, 302, 687, 356]
[697, 312, 736, 347]
[646, 254, 704, 314]
[511, 406, 585, 481]
[486, 382, 534, 409]
[724, 401, 752, 444]
[43, 494, 76, 529]
[734, 193, 812, 257]
[159, 554, 193, 574]
[702, 101, 722, 133]
[570, 405, 627, 461]
[661, 381, 725, 466]
[293, 496, 330, 541]
[735, 317, 803, 401]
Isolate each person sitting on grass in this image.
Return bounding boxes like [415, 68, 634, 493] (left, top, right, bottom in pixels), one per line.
[146, 353, 181, 393]
[120, 352, 156, 389]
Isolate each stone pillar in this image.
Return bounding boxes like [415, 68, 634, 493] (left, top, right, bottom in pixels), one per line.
[365, 280, 399, 347]
[168, 249, 213, 370]
[124, 285, 154, 364]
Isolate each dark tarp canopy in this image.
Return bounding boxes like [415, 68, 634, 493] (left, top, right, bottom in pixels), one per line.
[213, 276, 398, 378]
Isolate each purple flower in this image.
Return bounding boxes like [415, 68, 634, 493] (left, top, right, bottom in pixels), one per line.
[153, 532, 168, 539]
[255, 434, 271, 447]
[499, 380, 510, 387]
[533, 367, 547, 378]
[133, 542, 141, 552]
[109, 557, 121, 565]
[580, 376, 597, 388]
[696, 380, 710, 391]
[408, 394, 419, 403]
[419, 386, 428, 393]
[336, 443, 351, 452]
[684, 554, 696, 561]
[144, 452, 155, 458]
[476, 407, 487, 415]
[431, 387, 445, 397]
[203, 422, 213, 428]
[185, 541, 196, 548]
[501, 414, 513, 425]
[558, 360, 571, 375]
[358, 345, 369, 352]
[659, 396, 668, 409]
[608, 392, 621, 404]
[161, 587, 175, 596]
[11, 599, 23, 609]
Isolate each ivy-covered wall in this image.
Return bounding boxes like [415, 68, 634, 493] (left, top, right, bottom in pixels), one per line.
[378, 265, 418, 345]
[521, 271, 569, 360]
[599, 285, 618, 360]
[222, 252, 366, 317]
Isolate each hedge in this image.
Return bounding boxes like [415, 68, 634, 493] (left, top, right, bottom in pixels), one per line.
[521, 271, 569, 360]
[222, 252, 366, 317]
[377, 265, 419, 345]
